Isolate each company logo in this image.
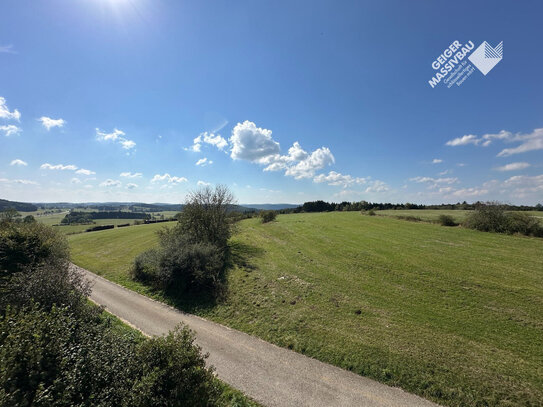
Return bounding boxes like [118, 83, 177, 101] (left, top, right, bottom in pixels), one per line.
[428, 40, 503, 88]
[468, 41, 503, 75]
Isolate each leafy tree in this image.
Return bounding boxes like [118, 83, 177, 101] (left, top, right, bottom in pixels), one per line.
[176, 185, 235, 249]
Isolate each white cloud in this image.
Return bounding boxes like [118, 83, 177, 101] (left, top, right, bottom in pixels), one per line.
[126, 183, 138, 189]
[196, 157, 213, 166]
[120, 172, 142, 178]
[449, 187, 489, 197]
[502, 174, 543, 195]
[496, 128, 543, 157]
[494, 162, 531, 171]
[96, 128, 136, 150]
[151, 173, 188, 184]
[197, 180, 211, 186]
[202, 132, 228, 150]
[445, 134, 480, 146]
[432, 158, 443, 164]
[313, 171, 368, 188]
[284, 147, 335, 179]
[186, 132, 228, 152]
[365, 180, 389, 193]
[0, 97, 20, 121]
[0, 178, 38, 185]
[40, 163, 78, 171]
[100, 179, 121, 187]
[0, 124, 21, 137]
[10, 159, 27, 166]
[410, 176, 458, 185]
[446, 128, 543, 157]
[76, 168, 96, 176]
[438, 169, 451, 176]
[39, 116, 65, 130]
[230, 121, 280, 162]
[71, 178, 81, 184]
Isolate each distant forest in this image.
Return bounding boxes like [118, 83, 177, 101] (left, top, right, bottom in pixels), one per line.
[0, 199, 37, 212]
[280, 200, 543, 214]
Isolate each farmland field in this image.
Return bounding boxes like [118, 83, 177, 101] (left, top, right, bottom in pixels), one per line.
[375, 209, 543, 223]
[69, 212, 543, 406]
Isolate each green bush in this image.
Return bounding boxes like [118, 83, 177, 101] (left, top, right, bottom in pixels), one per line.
[133, 231, 225, 294]
[0, 305, 140, 407]
[176, 185, 234, 249]
[0, 306, 221, 407]
[259, 210, 276, 223]
[367, 209, 376, 216]
[0, 221, 69, 276]
[438, 214, 458, 227]
[130, 326, 220, 407]
[464, 204, 543, 237]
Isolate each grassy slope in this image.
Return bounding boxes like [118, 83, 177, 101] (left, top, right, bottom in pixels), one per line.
[375, 209, 543, 223]
[69, 213, 543, 406]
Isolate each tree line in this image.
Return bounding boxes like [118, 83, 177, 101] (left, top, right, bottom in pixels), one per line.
[276, 200, 543, 214]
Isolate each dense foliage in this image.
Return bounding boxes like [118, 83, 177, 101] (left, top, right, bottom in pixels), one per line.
[0, 219, 227, 406]
[132, 186, 234, 298]
[259, 210, 277, 223]
[0, 199, 37, 212]
[61, 210, 151, 224]
[464, 203, 543, 237]
[283, 200, 543, 214]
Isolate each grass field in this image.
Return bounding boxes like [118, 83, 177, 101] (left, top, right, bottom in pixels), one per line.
[375, 209, 543, 223]
[69, 212, 543, 406]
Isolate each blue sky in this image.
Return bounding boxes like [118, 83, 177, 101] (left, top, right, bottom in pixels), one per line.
[1, 0, 542, 204]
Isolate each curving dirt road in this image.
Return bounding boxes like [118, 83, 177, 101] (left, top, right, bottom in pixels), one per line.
[75, 264, 439, 407]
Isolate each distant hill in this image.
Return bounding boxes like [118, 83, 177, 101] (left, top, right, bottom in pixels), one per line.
[0, 199, 38, 212]
[241, 204, 299, 210]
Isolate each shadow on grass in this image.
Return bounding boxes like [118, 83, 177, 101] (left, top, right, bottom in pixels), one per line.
[139, 240, 264, 315]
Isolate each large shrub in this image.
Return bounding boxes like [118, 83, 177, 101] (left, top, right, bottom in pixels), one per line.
[464, 203, 543, 237]
[259, 210, 276, 223]
[0, 221, 69, 276]
[130, 327, 220, 407]
[0, 306, 221, 407]
[438, 214, 458, 227]
[132, 186, 234, 297]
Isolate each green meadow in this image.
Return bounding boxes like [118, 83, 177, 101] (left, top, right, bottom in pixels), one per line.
[69, 212, 543, 406]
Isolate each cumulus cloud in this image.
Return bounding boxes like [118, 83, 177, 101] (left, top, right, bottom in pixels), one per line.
[41, 163, 78, 171]
[10, 159, 27, 166]
[96, 128, 136, 150]
[71, 178, 81, 184]
[0, 124, 21, 137]
[502, 174, 543, 195]
[100, 179, 121, 187]
[186, 132, 228, 152]
[126, 183, 138, 189]
[313, 171, 368, 188]
[197, 180, 211, 186]
[0, 97, 20, 121]
[230, 121, 280, 162]
[120, 172, 142, 178]
[449, 187, 489, 197]
[494, 162, 531, 171]
[284, 147, 335, 179]
[76, 168, 96, 176]
[432, 158, 443, 164]
[151, 173, 188, 184]
[196, 157, 213, 166]
[39, 116, 65, 130]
